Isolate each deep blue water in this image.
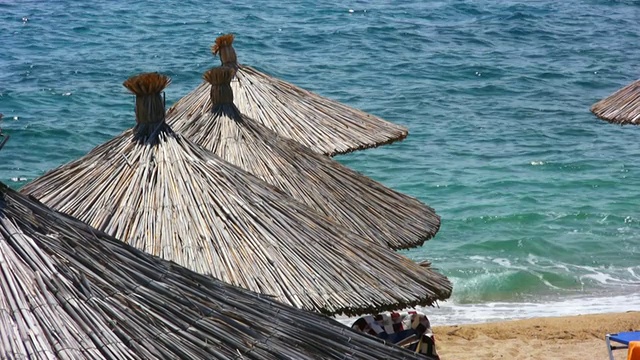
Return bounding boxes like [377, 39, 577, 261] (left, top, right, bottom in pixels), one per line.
[2, 0, 640, 323]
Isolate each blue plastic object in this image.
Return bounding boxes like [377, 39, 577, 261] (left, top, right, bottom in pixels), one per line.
[606, 331, 640, 360]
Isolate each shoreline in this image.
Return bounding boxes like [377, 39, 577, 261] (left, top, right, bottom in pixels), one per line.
[423, 291, 640, 326]
[433, 311, 640, 359]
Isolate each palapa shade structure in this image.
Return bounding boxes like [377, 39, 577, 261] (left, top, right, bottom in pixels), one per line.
[166, 34, 408, 156]
[0, 182, 436, 359]
[20, 73, 452, 316]
[167, 67, 440, 251]
[591, 79, 640, 124]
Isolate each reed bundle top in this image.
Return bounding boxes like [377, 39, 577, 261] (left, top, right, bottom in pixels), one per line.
[204, 67, 235, 105]
[123, 72, 171, 136]
[211, 33, 238, 68]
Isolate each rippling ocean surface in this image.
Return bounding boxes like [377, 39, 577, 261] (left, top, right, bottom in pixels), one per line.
[2, 0, 640, 324]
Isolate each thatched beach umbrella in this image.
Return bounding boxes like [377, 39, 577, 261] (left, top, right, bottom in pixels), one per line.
[166, 34, 408, 156]
[21, 72, 452, 316]
[167, 66, 440, 251]
[591, 79, 640, 124]
[0, 182, 437, 359]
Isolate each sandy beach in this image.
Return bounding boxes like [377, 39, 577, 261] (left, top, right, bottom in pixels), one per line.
[433, 311, 640, 360]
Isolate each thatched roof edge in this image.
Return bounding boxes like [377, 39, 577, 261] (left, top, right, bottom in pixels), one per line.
[590, 79, 640, 125]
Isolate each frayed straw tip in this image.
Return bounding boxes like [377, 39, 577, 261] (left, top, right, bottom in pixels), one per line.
[211, 33, 235, 55]
[123, 73, 171, 95]
[203, 67, 235, 85]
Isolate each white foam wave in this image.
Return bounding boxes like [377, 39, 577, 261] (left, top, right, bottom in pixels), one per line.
[465, 253, 640, 288]
[424, 292, 640, 326]
[491, 257, 512, 267]
[334, 292, 640, 327]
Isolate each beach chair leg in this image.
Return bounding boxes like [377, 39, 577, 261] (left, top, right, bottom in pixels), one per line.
[606, 335, 614, 360]
[606, 335, 628, 360]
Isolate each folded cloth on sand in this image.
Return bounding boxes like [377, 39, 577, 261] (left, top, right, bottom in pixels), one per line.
[351, 310, 440, 360]
[628, 341, 640, 360]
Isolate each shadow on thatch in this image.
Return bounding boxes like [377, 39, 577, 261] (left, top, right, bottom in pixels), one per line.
[166, 34, 408, 156]
[20, 72, 452, 316]
[0, 182, 438, 359]
[167, 66, 440, 251]
[590, 79, 640, 125]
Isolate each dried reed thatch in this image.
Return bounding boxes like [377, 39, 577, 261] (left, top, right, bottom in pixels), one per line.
[591, 79, 640, 125]
[21, 72, 452, 316]
[0, 182, 438, 359]
[0, 113, 8, 151]
[166, 34, 408, 156]
[168, 66, 440, 251]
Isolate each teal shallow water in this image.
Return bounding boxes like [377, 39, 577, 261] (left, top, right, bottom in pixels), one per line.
[2, 0, 640, 322]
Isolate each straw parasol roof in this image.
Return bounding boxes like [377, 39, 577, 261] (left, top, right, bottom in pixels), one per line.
[591, 79, 640, 124]
[0, 182, 437, 359]
[167, 67, 440, 251]
[166, 34, 408, 156]
[20, 72, 452, 316]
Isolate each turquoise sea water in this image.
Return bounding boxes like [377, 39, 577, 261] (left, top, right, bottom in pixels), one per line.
[2, 1, 640, 324]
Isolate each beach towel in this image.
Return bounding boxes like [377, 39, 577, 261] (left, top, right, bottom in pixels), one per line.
[628, 341, 640, 360]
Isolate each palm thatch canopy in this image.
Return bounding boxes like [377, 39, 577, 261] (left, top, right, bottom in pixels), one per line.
[21, 73, 452, 316]
[167, 67, 440, 251]
[0, 182, 437, 359]
[166, 34, 408, 156]
[591, 79, 640, 125]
